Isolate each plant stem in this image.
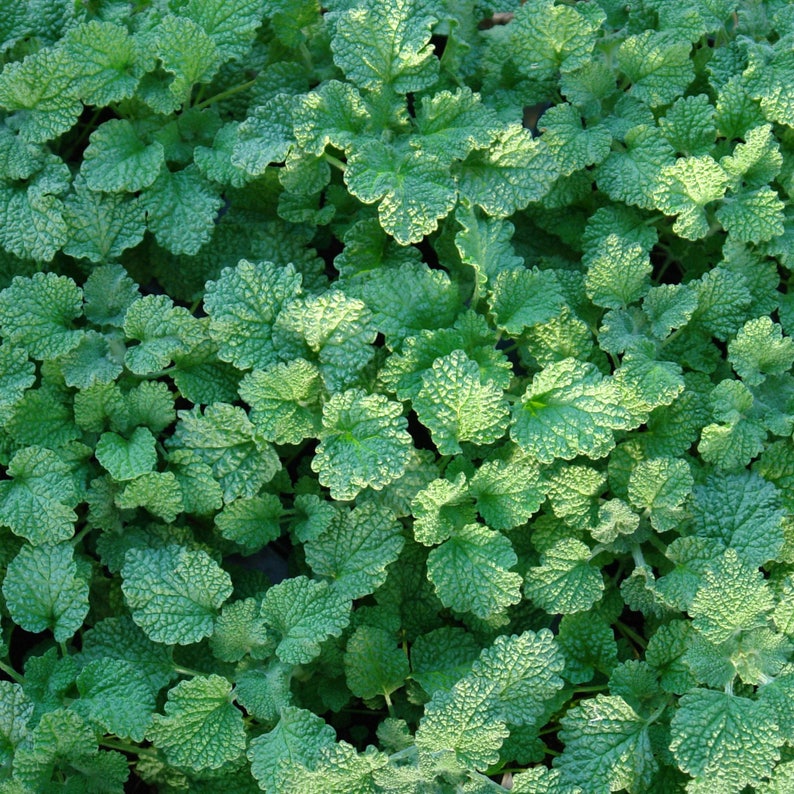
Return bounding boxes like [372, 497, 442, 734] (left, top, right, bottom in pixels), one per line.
[615, 619, 648, 650]
[194, 77, 258, 110]
[0, 660, 24, 684]
[324, 153, 347, 172]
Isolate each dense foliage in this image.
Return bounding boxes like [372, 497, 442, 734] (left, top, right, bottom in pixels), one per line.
[1, 0, 794, 791]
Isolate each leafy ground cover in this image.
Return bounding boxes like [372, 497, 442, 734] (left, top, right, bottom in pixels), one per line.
[1, 0, 794, 791]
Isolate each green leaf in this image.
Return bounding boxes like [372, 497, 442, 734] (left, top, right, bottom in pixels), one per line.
[169, 402, 280, 502]
[57, 331, 123, 389]
[345, 139, 457, 245]
[123, 293, 204, 375]
[557, 612, 618, 684]
[743, 35, 794, 126]
[140, 166, 223, 256]
[115, 470, 183, 522]
[540, 103, 612, 176]
[121, 545, 233, 645]
[330, 0, 438, 93]
[260, 576, 351, 664]
[716, 184, 786, 243]
[670, 689, 781, 789]
[344, 260, 461, 349]
[73, 659, 154, 742]
[426, 524, 522, 619]
[654, 155, 729, 240]
[82, 263, 141, 328]
[2, 542, 89, 642]
[511, 358, 633, 464]
[414, 87, 500, 161]
[180, 0, 266, 61]
[596, 125, 675, 210]
[691, 470, 784, 568]
[305, 503, 404, 600]
[729, 317, 794, 386]
[344, 625, 409, 702]
[618, 31, 694, 107]
[215, 494, 283, 554]
[689, 549, 774, 644]
[557, 695, 658, 792]
[293, 80, 370, 156]
[488, 268, 566, 335]
[313, 389, 413, 502]
[469, 455, 546, 532]
[0, 272, 83, 360]
[234, 662, 292, 723]
[167, 449, 224, 516]
[274, 290, 376, 392]
[508, 0, 600, 84]
[247, 707, 336, 792]
[471, 629, 565, 726]
[6, 385, 78, 450]
[232, 94, 296, 176]
[454, 207, 523, 290]
[525, 539, 604, 614]
[62, 180, 146, 263]
[585, 234, 652, 310]
[415, 677, 507, 771]
[117, 469, 183, 521]
[659, 94, 716, 156]
[411, 473, 475, 546]
[81, 119, 165, 193]
[204, 259, 303, 371]
[719, 124, 783, 189]
[459, 125, 559, 217]
[0, 446, 78, 545]
[64, 20, 147, 106]
[209, 598, 273, 663]
[0, 681, 33, 768]
[627, 457, 693, 533]
[0, 342, 35, 423]
[80, 615, 176, 694]
[95, 426, 157, 482]
[0, 47, 82, 143]
[413, 350, 510, 455]
[146, 675, 246, 772]
[138, 15, 221, 113]
[409, 626, 481, 696]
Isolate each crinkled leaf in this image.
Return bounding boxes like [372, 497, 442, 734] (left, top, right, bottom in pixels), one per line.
[73, 658, 154, 742]
[2, 542, 89, 642]
[146, 674, 246, 772]
[121, 545, 233, 645]
[426, 524, 522, 619]
[0, 446, 78, 545]
[0, 272, 82, 360]
[259, 576, 351, 665]
[459, 125, 559, 217]
[204, 259, 303, 371]
[413, 350, 510, 455]
[670, 689, 781, 789]
[345, 139, 457, 245]
[140, 166, 223, 256]
[305, 503, 404, 601]
[525, 539, 604, 615]
[511, 358, 633, 464]
[330, 0, 438, 93]
[556, 695, 657, 792]
[81, 119, 165, 193]
[344, 625, 409, 701]
[313, 389, 413, 502]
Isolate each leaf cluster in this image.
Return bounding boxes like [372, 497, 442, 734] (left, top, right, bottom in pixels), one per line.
[1, 0, 794, 791]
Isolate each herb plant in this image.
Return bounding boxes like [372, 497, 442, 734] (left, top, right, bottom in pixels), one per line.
[1, 0, 794, 791]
